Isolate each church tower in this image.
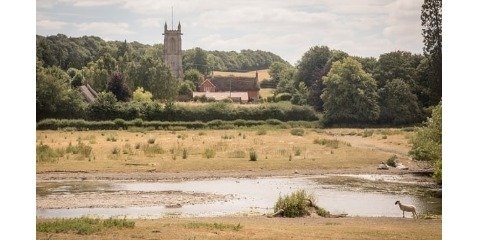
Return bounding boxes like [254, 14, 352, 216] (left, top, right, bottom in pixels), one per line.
[163, 22, 183, 79]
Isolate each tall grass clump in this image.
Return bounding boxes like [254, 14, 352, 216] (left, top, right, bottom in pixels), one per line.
[362, 129, 374, 137]
[36, 217, 134, 235]
[290, 128, 305, 136]
[313, 138, 339, 148]
[142, 144, 165, 155]
[66, 141, 92, 158]
[249, 149, 258, 161]
[203, 148, 216, 159]
[36, 143, 64, 162]
[274, 190, 311, 217]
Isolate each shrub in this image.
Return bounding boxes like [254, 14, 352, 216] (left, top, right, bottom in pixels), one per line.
[290, 128, 305, 136]
[203, 148, 216, 159]
[111, 147, 120, 155]
[362, 129, 374, 137]
[66, 141, 92, 158]
[313, 138, 340, 149]
[36, 143, 63, 162]
[147, 138, 155, 144]
[142, 144, 165, 155]
[386, 155, 398, 167]
[256, 129, 267, 135]
[249, 149, 258, 161]
[182, 148, 188, 159]
[274, 190, 311, 218]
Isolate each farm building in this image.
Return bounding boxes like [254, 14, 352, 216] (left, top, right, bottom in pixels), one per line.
[195, 72, 260, 102]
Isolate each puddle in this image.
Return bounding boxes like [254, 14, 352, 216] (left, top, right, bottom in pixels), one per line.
[36, 175, 441, 219]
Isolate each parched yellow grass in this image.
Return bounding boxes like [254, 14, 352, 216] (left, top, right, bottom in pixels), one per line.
[36, 216, 442, 240]
[212, 69, 270, 82]
[36, 128, 414, 173]
[259, 88, 275, 98]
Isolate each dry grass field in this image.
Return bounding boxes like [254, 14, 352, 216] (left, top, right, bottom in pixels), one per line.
[212, 69, 270, 82]
[36, 216, 441, 240]
[36, 128, 415, 174]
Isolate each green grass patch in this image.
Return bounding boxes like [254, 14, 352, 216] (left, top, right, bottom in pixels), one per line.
[142, 143, 165, 155]
[36, 143, 64, 162]
[66, 141, 92, 158]
[36, 217, 134, 235]
[203, 148, 216, 159]
[290, 128, 305, 136]
[184, 222, 242, 231]
[313, 138, 350, 148]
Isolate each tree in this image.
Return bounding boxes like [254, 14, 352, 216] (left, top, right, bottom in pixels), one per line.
[87, 91, 118, 120]
[378, 79, 424, 125]
[295, 46, 331, 89]
[308, 50, 349, 111]
[291, 82, 308, 106]
[373, 51, 423, 89]
[132, 87, 153, 103]
[125, 57, 179, 101]
[421, 0, 442, 105]
[178, 80, 195, 97]
[183, 68, 204, 88]
[36, 66, 85, 120]
[70, 71, 84, 88]
[321, 57, 379, 124]
[107, 71, 131, 102]
[409, 102, 441, 183]
[183, 47, 210, 75]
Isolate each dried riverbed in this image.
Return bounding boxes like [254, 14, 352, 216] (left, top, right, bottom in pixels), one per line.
[36, 172, 441, 219]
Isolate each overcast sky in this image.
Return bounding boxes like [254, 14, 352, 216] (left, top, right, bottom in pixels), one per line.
[37, 0, 424, 64]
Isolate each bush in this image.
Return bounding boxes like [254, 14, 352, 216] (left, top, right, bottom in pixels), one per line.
[313, 138, 339, 149]
[275, 93, 292, 102]
[290, 128, 305, 136]
[142, 144, 165, 155]
[274, 190, 311, 218]
[36, 143, 63, 162]
[249, 149, 258, 161]
[203, 148, 216, 159]
[386, 155, 398, 167]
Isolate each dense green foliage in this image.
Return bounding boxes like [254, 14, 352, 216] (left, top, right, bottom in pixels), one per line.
[36, 118, 320, 131]
[321, 57, 379, 125]
[36, 65, 86, 121]
[36, 101, 319, 125]
[107, 71, 131, 101]
[202, 49, 288, 72]
[273, 190, 328, 218]
[378, 78, 424, 125]
[409, 103, 442, 183]
[421, 0, 442, 106]
[36, 217, 134, 235]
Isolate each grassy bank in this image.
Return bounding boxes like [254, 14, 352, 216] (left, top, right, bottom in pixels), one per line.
[36, 216, 441, 240]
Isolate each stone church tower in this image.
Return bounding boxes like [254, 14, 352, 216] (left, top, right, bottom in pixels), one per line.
[163, 22, 183, 79]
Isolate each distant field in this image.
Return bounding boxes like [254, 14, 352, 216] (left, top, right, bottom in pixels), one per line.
[36, 128, 415, 173]
[212, 69, 270, 82]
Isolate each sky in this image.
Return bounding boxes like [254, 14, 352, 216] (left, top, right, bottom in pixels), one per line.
[36, 0, 424, 64]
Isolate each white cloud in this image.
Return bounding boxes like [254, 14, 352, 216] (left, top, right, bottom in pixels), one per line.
[74, 22, 134, 38]
[138, 18, 162, 28]
[36, 19, 68, 30]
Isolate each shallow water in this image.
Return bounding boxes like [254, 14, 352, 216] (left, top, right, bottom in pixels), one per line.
[36, 175, 441, 219]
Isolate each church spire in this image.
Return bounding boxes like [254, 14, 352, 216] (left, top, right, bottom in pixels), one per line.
[178, 21, 181, 31]
[164, 21, 167, 32]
